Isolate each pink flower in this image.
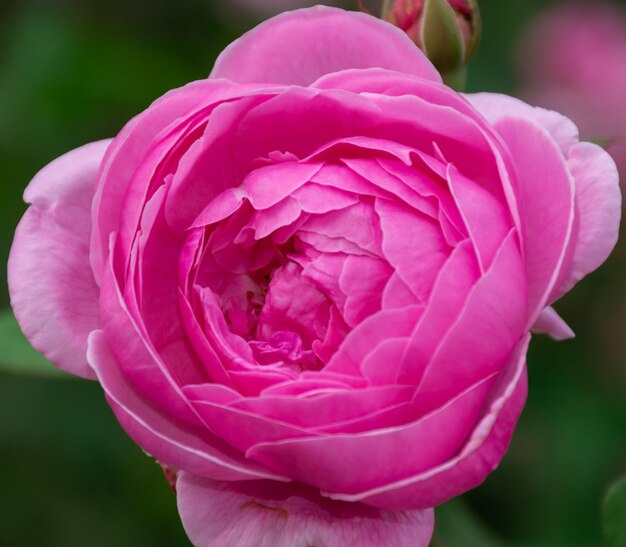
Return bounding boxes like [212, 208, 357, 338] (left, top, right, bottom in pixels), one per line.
[519, 1, 626, 178]
[9, 6, 620, 546]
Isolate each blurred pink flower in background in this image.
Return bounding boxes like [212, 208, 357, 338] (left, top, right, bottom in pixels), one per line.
[519, 1, 626, 179]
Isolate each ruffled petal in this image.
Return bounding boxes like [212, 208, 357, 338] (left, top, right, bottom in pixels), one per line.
[375, 199, 450, 302]
[88, 331, 285, 482]
[186, 383, 413, 431]
[245, 372, 497, 496]
[325, 335, 530, 510]
[532, 306, 575, 341]
[90, 79, 247, 279]
[559, 142, 621, 294]
[466, 93, 621, 302]
[394, 239, 479, 386]
[177, 473, 434, 547]
[411, 230, 526, 404]
[324, 305, 424, 377]
[210, 6, 441, 86]
[100, 244, 202, 423]
[8, 140, 112, 379]
[492, 116, 575, 325]
[465, 92, 579, 154]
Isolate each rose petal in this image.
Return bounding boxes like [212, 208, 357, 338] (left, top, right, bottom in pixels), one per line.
[532, 306, 575, 341]
[134, 186, 209, 387]
[87, 331, 284, 482]
[163, 97, 259, 233]
[466, 93, 621, 302]
[184, 383, 317, 453]
[326, 334, 530, 509]
[246, 372, 497, 496]
[8, 140, 112, 379]
[558, 142, 621, 295]
[224, 385, 414, 430]
[90, 80, 242, 279]
[381, 273, 422, 310]
[101, 242, 203, 423]
[375, 198, 451, 302]
[177, 473, 434, 547]
[465, 92, 579, 155]
[339, 256, 393, 326]
[493, 116, 575, 325]
[244, 162, 324, 210]
[324, 305, 423, 377]
[257, 262, 331, 347]
[446, 164, 512, 271]
[292, 183, 359, 214]
[210, 6, 441, 86]
[394, 239, 478, 386]
[300, 201, 383, 257]
[413, 230, 526, 404]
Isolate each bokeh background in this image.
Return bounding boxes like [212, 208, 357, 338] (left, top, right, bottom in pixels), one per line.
[1, 1, 625, 545]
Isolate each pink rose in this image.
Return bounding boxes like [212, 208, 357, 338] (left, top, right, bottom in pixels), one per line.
[9, 6, 620, 546]
[519, 1, 626, 178]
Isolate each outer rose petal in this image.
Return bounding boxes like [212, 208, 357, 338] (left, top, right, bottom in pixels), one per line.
[560, 142, 621, 293]
[492, 116, 575, 325]
[87, 330, 287, 482]
[177, 473, 434, 547]
[466, 92, 621, 302]
[210, 6, 441, 86]
[8, 140, 112, 379]
[91, 79, 257, 281]
[532, 306, 575, 341]
[465, 92, 580, 154]
[326, 335, 530, 509]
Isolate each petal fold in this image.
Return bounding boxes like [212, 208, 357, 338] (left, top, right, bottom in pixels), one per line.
[9, 140, 112, 379]
[177, 473, 434, 547]
[88, 330, 285, 482]
[532, 306, 575, 341]
[326, 335, 530, 509]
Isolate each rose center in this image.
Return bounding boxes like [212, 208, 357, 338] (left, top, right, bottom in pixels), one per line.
[221, 260, 333, 371]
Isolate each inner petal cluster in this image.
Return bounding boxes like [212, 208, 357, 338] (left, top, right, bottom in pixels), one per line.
[179, 153, 461, 386]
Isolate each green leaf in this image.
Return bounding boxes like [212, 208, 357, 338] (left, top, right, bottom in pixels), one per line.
[0, 309, 68, 378]
[432, 499, 506, 547]
[603, 476, 626, 546]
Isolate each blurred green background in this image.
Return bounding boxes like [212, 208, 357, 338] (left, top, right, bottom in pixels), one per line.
[0, 1, 625, 545]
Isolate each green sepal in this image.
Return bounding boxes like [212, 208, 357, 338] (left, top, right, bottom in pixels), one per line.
[421, 0, 465, 74]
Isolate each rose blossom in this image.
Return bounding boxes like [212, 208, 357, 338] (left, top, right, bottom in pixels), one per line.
[8, 6, 620, 546]
[519, 1, 626, 179]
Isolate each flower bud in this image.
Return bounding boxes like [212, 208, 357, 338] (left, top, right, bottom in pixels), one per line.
[384, 0, 481, 78]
